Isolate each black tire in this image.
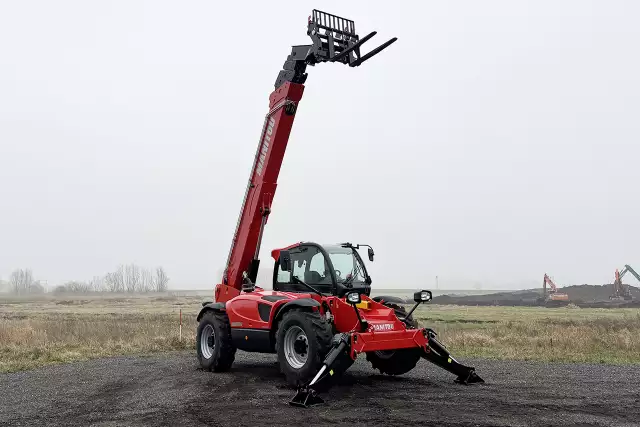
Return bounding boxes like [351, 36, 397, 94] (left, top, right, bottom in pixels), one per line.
[365, 302, 422, 376]
[196, 310, 236, 372]
[275, 309, 332, 387]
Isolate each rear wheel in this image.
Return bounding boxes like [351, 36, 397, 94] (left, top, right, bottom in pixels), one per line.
[366, 303, 422, 375]
[196, 310, 236, 372]
[275, 309, 332, 387]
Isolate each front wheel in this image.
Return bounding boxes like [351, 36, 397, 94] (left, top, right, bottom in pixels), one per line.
[275, 309, 332, 387]
[196, 310, 236, 372]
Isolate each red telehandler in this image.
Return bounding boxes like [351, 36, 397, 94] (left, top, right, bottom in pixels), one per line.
[196, 9, 483, 407]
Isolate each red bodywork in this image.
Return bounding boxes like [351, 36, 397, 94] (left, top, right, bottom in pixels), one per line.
[224, 247, 427, 356]
[225, 288, 427, 356]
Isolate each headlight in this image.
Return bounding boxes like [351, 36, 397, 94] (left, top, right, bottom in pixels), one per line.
[346, 292, 361, 304]
[413, 290, 432, 303]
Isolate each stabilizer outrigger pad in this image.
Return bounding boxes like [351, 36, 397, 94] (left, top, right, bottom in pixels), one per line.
[288, 333, 350, 408]
[289, 387, 325, 408]
[455, 368, 484, 385]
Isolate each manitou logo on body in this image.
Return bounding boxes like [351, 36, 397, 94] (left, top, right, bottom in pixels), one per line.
[256, 117, 276, 176]
[371, 323, 394, 331]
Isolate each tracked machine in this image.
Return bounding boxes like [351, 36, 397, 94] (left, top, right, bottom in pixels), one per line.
[542, 273, 569, 302]
[196, 9, 484, 407]
[610, 265, 637, 301]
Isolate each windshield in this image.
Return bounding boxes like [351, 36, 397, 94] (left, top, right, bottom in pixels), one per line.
[325, 246, 367, 284]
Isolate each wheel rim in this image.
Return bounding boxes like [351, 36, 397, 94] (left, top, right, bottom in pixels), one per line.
[200, 324, 215, 359]
[283, 325, 308, 369]
[374, 350, 395, 359]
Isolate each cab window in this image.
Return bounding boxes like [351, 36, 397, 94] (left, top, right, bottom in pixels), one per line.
[273, 245, 333, 294]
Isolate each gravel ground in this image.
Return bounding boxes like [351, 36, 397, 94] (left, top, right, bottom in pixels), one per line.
[1, 351, 639, 427]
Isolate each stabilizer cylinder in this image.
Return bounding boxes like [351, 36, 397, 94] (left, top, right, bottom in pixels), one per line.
[289, 333, 351, 408]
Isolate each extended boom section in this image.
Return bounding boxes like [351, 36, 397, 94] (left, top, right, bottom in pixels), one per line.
[218, 82, 304, 302]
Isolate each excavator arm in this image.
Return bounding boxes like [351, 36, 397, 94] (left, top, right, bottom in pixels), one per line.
[543, 274, 558, 293]
[215, 10, 397, 303]
[611, 265, 638, 299]
[623, 265, 640, 284]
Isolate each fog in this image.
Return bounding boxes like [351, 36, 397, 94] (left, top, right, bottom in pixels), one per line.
[1, 1, 639, 290]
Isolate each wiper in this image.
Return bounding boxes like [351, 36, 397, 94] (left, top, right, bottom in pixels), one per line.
[342, 273, 357, 288]
[342, 275, 354, 285]
[342, 262, 363, 287]
[292, 275, 324, 296]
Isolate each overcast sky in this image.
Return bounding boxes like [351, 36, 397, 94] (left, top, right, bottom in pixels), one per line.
[1, 1, 639, 290]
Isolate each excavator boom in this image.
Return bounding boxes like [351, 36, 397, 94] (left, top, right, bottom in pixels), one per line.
[624, 265, 640, 283]
[611, 264, 638, 300]
[542, 273, 569, 301]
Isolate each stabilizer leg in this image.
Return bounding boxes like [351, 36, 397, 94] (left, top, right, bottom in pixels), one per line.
[422, 330, 484, 385]
[289, 333, 351, 408]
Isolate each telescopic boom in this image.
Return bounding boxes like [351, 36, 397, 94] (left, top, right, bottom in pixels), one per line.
[215, 10, 397, 303]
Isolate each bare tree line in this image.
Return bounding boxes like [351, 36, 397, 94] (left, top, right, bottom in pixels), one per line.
[3, 265, 170, 295]
[7, 268, 45, 295]
[102, 264, 169, 293]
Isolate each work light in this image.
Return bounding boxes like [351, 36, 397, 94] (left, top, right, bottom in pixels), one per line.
[413, 290, 432, 303]
[346, 292, 361, 304]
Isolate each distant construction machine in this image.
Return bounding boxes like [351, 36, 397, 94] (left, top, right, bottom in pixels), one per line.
[610, 265, 638, 301]
[543, 274, 569, 301]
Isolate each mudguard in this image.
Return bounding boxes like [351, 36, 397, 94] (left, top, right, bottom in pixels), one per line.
[197, 301, 226, 322]
[272, 298, 320, 325]
[372, 295, 407, 305]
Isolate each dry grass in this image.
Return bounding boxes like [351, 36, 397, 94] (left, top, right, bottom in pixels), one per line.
[0, 294, 201, 373]
[412, 304, 640, 364]
[1, 295, 639, 373]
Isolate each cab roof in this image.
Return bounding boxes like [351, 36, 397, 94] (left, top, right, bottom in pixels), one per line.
[270, 242, 351, 260]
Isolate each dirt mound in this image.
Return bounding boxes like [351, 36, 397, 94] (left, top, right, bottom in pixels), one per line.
[432, 284, 640, 307]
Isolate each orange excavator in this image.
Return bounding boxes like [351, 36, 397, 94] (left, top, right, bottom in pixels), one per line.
[543, 274, 569, 301]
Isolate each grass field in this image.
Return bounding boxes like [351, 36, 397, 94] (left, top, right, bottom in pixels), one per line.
[412, 304, 640, 364]
[1, 294, 639, 373]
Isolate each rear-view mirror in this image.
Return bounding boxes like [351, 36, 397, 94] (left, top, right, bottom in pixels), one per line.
[280, 250, 292, 271]
[367, 247, 374, 262]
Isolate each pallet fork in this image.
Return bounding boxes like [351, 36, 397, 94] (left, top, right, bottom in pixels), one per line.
[275, 9, 397, 88]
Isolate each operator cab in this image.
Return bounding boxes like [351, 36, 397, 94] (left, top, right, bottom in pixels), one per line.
[271, 242, 373, 298]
